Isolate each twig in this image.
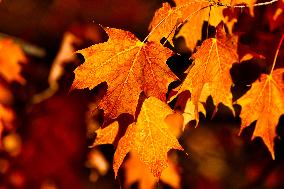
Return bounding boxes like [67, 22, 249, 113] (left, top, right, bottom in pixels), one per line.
[0, 32, 46, 58]
[220, 0, 279, 8]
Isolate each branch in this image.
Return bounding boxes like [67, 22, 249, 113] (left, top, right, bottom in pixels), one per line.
[219, 0, 279, 8]
[0, 32, 46, 58]
[236, 0, 278, 7]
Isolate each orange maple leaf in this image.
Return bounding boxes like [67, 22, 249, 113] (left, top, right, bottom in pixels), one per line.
[238, 34, 284, 159]
[148, 0, 233, 50]
[72, 28, 177, 121]
[175, 24, 238, 123]
[0, 39, 27, 84]
[113, 97, 183, 178]
[237, 69, 284, 159]
[148, 3, 181, 46]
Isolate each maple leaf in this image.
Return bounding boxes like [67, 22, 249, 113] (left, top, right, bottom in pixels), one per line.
[237, 68, 284, 159]
[175, 24, 238, 123]
[148, 3, 181, 46]
[113, 97, 183, 177]
[176, 0, 226, 50]
[148, 0, 230, 50]
[72, 28, 177, 121]
[0, 38, 27, 84]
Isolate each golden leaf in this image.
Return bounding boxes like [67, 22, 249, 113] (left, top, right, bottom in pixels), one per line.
[148, 3, 181, 46]
[175, 24, 238, 123]
[148, 0, 226, 50]
[113, 97, 183, 177]
[238, 69, 284, 159]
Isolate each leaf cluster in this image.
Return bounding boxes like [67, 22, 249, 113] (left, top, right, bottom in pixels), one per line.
[71, 0, 284, 178]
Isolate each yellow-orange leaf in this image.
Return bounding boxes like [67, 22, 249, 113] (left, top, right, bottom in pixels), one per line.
[237, 69, 284, 159]
[72, 28, 177, 120]
[175, 25, 238, 122]
[0, 39, 27, 84]
[176, 0, 225, 50]
[148, 3, 181, 46]
[92, 121, 119, 147]
[148, 0, 226, 50]
[113, 97, 183, 177]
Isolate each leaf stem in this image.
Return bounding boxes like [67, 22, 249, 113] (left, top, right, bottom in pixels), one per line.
[0, 32, 46, 57]
[270, 34, 284, 75]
